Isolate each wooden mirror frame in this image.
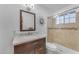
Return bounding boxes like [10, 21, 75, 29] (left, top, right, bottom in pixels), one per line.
[20, 10, 36, 31]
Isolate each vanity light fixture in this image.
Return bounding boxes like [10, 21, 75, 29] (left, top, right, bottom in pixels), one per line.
[23, 4, 35, 11]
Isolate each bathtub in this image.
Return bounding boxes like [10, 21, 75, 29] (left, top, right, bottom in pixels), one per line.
[46, 42, 79, 54]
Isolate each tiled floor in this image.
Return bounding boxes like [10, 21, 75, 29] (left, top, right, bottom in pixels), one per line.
[46, 49, 60, 54]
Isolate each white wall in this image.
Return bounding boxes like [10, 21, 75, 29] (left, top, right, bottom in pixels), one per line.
[0, 4, 48, 54]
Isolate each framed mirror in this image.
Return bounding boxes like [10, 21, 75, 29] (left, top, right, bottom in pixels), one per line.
[20, 10, 36, 31]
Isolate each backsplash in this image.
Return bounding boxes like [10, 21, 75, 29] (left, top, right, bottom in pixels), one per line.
[13, 31, 38, 37]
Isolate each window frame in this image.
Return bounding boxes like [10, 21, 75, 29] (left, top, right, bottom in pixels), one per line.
[56, 11, 76, 24]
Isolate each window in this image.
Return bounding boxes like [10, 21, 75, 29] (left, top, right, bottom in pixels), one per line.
[64, 14, 70, 23]
[69, 12, 76, 23]
[56, 16, 64, 24]
[60, 16, 64, 24]
[56, 11, 76, 24]
[56, 16, 60, 24]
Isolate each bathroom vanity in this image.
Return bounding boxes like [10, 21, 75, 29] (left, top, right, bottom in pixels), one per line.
[13, 10, 46, 54]
[13, 34, 46, 54]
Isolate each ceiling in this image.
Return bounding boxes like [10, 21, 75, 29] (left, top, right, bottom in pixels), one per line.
[37, 4, 71, 14]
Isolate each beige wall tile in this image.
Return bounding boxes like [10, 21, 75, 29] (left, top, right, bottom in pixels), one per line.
[47, 12, 79, 51]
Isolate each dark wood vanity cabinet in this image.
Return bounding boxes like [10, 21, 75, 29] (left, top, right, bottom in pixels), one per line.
[14, 38, 46, 54]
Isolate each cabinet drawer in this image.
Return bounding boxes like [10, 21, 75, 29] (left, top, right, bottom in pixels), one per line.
[33, 39, 45, 46]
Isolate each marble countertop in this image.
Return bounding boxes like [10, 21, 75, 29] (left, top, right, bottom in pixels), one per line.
[13, 34, 46, 46]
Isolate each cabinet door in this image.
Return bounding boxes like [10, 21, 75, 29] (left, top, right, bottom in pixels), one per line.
[14, 43, 26, 54]
[33, 38, 46, 54]
[24, 43, 34, 54]
[14, 43, 34, 54]
[34, 46, 45, 54]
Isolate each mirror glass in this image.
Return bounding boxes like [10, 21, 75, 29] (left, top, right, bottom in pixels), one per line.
[20, 10, 36, 31]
